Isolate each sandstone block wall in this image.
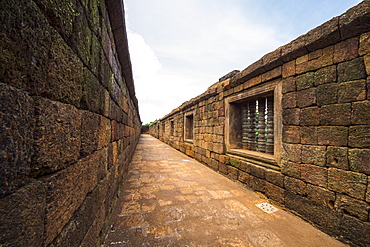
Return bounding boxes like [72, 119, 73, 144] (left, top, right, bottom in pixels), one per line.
[150, 1, 370, 246]
[0, 0, 141, 246]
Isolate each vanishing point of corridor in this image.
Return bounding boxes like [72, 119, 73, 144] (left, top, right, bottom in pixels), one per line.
[103, 135, 346, 247]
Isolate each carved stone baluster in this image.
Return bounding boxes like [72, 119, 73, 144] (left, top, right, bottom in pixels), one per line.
[242, 102, 248, 149]
[247, 100, 257, 151]
[257, 98, 266, 153]
[266, 96, 274, 154]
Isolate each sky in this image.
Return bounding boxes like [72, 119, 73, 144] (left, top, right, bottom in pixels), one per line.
[123, 0, 362, 124]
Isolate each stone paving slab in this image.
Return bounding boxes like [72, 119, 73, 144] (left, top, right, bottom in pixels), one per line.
[103, 134, 347, 247]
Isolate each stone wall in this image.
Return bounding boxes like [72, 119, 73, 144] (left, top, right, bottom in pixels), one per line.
[0, 0, 141, 246]
[149, 1, 370, 246]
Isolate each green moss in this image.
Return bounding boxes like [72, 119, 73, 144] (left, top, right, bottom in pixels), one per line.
[230, 158, 239, 168]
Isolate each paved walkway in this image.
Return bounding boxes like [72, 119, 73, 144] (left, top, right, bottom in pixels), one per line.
[103, 134, 346, 247]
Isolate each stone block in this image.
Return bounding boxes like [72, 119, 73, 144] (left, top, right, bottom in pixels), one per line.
[282, 77, 296, 93]
[300, 164, 327, 187]
[367, 177, 370, 203]
[339, 215, 370, 247]
[238, 161, 250, 173]
[314, 65, 336, 86]
[339, 0, 370, 40]
[32, 97, 81, 177]
[301, 145, 326, 166]
[318, 126, 348, 146]
[248, 175, 266, 193]
[300, 126, 318, 145]
[249, 163, 265, 179]
[284, 191, 342, 236]
[338, 80, 366, 103]
[349, 126, 370, 148]
[327, 147, 349, 170]
[349, 149, 370, 175]
[281, 161, 300, 179]
[44, 149, 106, 245]
[284, 176, 306, 195]
[300, 106, 320, 126]
[265, 169, 284, 187]
[282, 92, 297, 109]
[81, 111, 100, 157]
[338, 58, 366, 83]
[265, 182, 284, 204]
[282, 143, 302, 163]
[282, 126, 301, 144]
[359, 31, 370, 56]
[97, 116, 112, 149]
[282, 60, 296, 78]
[0, 83, 34, 196]
[352, 101, 370, 125]
[320, 103, 351, 126]
[238, 171, 251, 185]
[296, 46, 334, 74]
[335, 194, 370, 221]
[305, 17, 340, 52]
[282, 108, 300, 125]
[333, 37, 359, 63]
[0, 182, 45, 247]
[365, 55, 370, 77]
[296, 88, 316, 108]
[306, 184, 335, 208]
[261, 67, 281, 82]
[316, 83, 338, 106]
[328, 168, 367, 200]
[281, 36, 308, 62]
[227, 166, 239, 180]
[296, 72, 314, 90]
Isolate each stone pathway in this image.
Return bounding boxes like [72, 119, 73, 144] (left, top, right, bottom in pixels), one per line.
[103, 134, 346, 247]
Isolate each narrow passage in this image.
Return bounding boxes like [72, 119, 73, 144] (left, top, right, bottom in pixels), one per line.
[103, 134, 346, 247]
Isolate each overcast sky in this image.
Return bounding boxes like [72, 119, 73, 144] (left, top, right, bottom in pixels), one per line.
[123, 0, 362, 124]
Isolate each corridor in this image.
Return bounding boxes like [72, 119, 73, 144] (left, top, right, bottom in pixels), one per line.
[103, 135, 346, 247]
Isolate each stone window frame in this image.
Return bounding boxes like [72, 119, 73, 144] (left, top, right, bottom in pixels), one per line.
[184, 111, 194, 143]
[225, 79, 282, 169]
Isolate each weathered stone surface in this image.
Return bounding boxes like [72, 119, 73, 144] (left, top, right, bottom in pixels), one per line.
[316, 83, 338, 106]
[98, 116, 112, 149]
[339, 0, 370, 40]
[282, 77, 296, 93]
[300, 126, 318, 145]
[0, 182, 46, 247]
[367, 177, 370, 203]
[359, 31, 370, 56]
[44, 148, 107, 245]
[318, 126, 348, 146]
[282, 108, 300, 125]
[0, 83, 34, 196]
[335, 194, 370, 221]
[281, 36, 308, 62]
[296, 88, 316, 108]
[32, 97, 81, 177]
[352, 101, 370, 125]
[327, 147, 348, 170]
[314, 65, 336, 86]
[340, 215, 370, 246]
[265, 182, 284, 204]
[284, 176, 306, 195]
[296, 72, 314, 90]
[349, 126, 370, 148]
[301, 164, 327, 187]
[227, 165, 239, 180]
[305, 17, 340, 52]
[301, 145, 326, 166]
[248, 175, 266, 193]
[306, 184, 335, 208]
[338, 80, 366, 103]
[348, 149, 370, 175]
[81, 111, 100, 157]
[261, 67, 281, 82]
[249, 163, 266, 179]
[265, 169, 284, 187]
[300, 107, 320, 126]
[320, 103, 351, 126]
[328, 168, 367, 200]
[365, 55, 370, 77]
[296, 46, 334, 74]
[282, 143, 302, 163]
[282, 126, 301, 144]
[282, 92, 297, 109]
[337, 58, 366, 83]
[282, 60, 296, 78]
[285, 191, 342, 237]
[333, 37, 359, 63]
